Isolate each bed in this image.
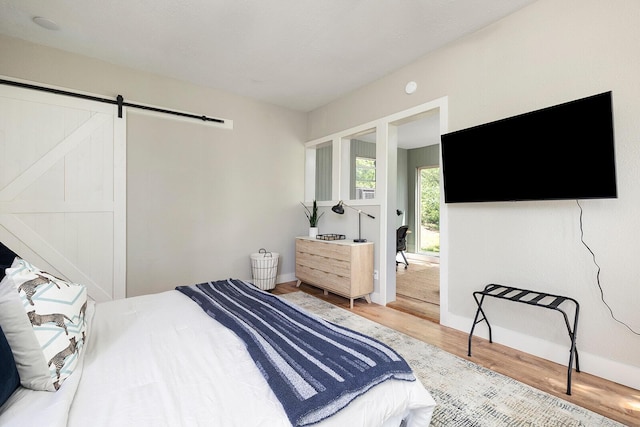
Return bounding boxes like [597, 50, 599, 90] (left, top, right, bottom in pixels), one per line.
[0, 258, 436, 426]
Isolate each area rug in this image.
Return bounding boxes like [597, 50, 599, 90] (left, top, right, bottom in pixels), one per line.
[280, 292, 623, 427]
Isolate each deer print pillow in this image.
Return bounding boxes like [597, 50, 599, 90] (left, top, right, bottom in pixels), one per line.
[0, 258, 88, 392]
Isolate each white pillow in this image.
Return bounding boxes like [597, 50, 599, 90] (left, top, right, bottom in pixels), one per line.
[0, 258, 88, 391]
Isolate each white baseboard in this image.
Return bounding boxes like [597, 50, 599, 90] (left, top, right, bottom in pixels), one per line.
[443, 312, 640, 391]
[275, 272, 298, 285]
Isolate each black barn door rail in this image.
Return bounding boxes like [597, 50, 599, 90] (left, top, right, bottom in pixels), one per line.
[0, 78, 225, 124]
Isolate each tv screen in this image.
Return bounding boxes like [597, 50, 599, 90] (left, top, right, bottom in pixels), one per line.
[440, 91, 617, 203]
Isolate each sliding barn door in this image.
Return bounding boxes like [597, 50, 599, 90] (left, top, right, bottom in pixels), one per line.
[0, 83, 126, 301]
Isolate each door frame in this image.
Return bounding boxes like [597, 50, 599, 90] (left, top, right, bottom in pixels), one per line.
[385, 100, 448, 322]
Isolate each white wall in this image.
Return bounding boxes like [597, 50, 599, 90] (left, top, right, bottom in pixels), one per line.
[0, 34, 308, 298]
[308, 0, 640, 389]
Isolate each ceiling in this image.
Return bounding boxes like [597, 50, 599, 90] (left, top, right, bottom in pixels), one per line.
[358, 110, 441, 150]
[0, 0, 537, 113]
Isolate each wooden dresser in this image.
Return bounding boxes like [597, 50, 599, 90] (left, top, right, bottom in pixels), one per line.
[295, 236, 374, 308]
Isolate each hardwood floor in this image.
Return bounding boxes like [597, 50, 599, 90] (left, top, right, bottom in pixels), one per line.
[389, 256, 440, 322]
[273, 282, 640, 426]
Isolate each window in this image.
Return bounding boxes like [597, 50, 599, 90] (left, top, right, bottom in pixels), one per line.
[355, 157, 376, 200]
[418, 166, 440, 254]
[314, 141, 333, 201]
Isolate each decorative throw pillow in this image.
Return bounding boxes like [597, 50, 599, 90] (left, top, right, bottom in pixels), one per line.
[0, 258, 88, 391]
[0, 324, 20, 407]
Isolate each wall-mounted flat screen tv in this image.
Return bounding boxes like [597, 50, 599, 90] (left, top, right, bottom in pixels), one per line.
[440, 91, 617, 203]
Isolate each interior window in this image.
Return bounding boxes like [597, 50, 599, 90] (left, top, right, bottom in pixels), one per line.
[347, 129, 376, 200]
[314, 141, 333, 201]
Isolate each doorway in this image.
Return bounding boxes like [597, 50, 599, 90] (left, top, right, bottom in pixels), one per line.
[388, 112, 441, 322]
[304, 95, 448, 314]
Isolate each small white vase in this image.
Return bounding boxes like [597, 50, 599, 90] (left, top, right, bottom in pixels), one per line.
[309, 227, 319, 238]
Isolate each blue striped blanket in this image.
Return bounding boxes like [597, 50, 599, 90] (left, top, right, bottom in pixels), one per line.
[176, 279, 415, 426]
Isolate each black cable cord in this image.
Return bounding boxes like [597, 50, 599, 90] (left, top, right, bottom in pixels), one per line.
[577, 200, 640, 335]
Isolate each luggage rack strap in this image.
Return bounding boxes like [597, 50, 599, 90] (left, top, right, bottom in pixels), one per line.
[479, 284, 577, 308]
[467, 283, 580, 395]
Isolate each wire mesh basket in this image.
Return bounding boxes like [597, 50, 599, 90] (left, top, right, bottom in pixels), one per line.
[250, 248, 279, 290]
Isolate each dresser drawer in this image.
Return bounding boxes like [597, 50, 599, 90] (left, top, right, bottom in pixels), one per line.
[295, 264, 350, 294]
[296, 239, 351, 262]
[295, 251, 351, 278]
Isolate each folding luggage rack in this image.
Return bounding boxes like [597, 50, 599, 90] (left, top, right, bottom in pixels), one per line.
[467, 284, 580, 395]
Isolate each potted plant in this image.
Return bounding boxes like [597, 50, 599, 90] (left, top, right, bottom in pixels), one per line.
[301, 200, 324, 238]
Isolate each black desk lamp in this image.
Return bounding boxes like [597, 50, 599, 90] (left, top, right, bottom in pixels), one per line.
[331, 201, 375, 243]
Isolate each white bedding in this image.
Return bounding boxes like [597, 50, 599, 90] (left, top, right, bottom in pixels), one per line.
[1, 290, 435, 426]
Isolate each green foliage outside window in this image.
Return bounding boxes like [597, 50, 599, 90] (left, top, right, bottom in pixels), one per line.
[421, 167, 440, 231]
[420, 167, 440, 253]
[355, 157, 376, 189]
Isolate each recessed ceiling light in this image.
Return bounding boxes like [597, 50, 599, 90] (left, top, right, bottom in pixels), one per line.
[33, 16, 60, 31]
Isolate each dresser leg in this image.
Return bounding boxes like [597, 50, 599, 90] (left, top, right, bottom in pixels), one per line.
[364, 295, 371, 304]
[296, 280, 302, 287]
[350, 298, 354, 309]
